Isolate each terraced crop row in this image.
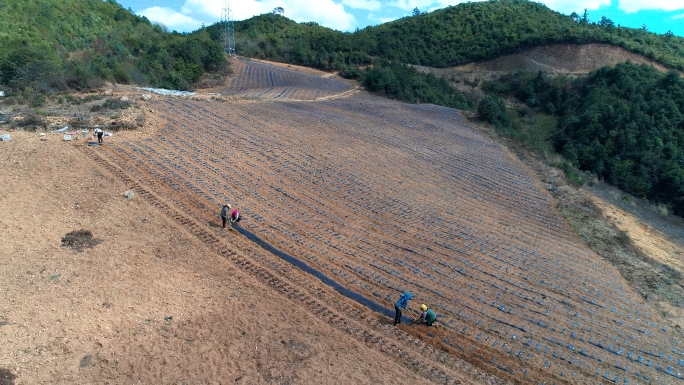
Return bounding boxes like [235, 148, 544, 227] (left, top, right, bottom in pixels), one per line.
[217, 59, 351, 100]
[95, 90, 682, 384]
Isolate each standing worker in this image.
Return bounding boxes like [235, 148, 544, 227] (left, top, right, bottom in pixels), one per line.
[220, 204, 231, 228]
[95, 127, 103, 144]
[394, 291, 412, 326]
[415, 304, 437, 326]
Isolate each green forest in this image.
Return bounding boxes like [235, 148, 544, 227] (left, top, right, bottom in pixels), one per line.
[0, 0, 225, 95]
[225, 0, 684, 70]
[482, 63, 684, 215]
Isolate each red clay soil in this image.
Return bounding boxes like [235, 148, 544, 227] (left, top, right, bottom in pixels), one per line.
[2, 59, 683, 384]
[81, 59, 681, 384]
[100, 60, 684, 383]
[0, 129, 498, 384]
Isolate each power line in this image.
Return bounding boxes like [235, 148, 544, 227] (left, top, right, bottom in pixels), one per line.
[221, 0, 236, 56]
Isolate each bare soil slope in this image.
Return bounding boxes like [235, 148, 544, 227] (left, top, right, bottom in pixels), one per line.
[1, 59, 509, 384]
[455, 44, 669, 74]
[415, 43, 673, 88]
[2, 57, 684, 385]
[0, 129, 499, 384]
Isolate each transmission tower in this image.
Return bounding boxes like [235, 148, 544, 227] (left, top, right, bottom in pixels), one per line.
[221, 0, 236, 56]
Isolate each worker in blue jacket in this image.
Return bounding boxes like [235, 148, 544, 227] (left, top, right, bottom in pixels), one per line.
[394, 291, 412, 326]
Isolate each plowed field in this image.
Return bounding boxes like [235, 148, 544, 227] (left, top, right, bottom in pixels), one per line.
[5, 58, 680, 384]
[73, 59, 684, 384]
[213, 58, 352, 100]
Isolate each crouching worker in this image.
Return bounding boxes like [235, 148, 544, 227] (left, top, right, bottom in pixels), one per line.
[230, 207, 242, 226]
[394, 291, 412, 326]
[415, 304, 437, 326]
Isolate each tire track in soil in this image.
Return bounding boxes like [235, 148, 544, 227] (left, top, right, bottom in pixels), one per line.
[80, 145, 512, 385]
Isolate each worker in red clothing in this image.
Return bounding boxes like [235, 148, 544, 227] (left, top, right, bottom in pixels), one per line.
[230, 206, 242, 226]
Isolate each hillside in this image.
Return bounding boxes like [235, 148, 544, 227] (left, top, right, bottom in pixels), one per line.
[472, 61, 684, 217]
[0, 65, 511, 385]
[227, 0, 684, 72]
[0, 0, 225, 94]
[2, 58, 683, 385]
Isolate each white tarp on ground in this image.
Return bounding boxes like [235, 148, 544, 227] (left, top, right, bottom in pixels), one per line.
[136, 87, 196, 96]
[1, 134, 10, 141]
[51, 126, 68, 134]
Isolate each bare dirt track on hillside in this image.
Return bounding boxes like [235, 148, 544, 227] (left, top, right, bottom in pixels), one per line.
[454, 44, 669, 74]
[2, 58, 684, 385]
[416, 43, 673, 88]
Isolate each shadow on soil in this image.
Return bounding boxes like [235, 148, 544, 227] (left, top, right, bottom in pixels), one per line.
[0, 369, 16, 385]
[61, 229, 102, 252]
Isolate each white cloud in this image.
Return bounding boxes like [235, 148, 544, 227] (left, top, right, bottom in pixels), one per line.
[618, 0, 684, 13]
[284, 0, 356, 31]
[168, 0, 356, 31]
[341, 0, 382, 11]
[138, 6, 199, 31]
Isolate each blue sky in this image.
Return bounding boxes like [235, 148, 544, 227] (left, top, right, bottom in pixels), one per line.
[116, 0, 684, 37]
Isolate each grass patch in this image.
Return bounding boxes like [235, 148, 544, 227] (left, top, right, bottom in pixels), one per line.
[64, 94, 103, 105]
[90, 98, 131, 112]
[493, 108, 558, 156]
[552, 161, 585, 186]
[102, 98, 131, 110]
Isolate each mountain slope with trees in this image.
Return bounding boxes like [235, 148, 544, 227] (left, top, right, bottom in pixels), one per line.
[482, 63, 684, 215]
[0, 0, 225, 95]
[225, 0, 684, 72]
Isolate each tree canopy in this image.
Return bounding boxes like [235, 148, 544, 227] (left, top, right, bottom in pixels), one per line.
[483, 63, 684, 215]
[224, 0, 684, 71]
[0, 0, 226, 93]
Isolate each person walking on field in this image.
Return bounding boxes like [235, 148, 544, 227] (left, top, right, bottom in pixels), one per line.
[415, 304, 437, 326]
[220, 204, 231, 228]
[394, 291, 412, 326]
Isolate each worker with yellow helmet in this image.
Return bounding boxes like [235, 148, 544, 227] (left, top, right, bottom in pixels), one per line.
[416, 304, 436, 326]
